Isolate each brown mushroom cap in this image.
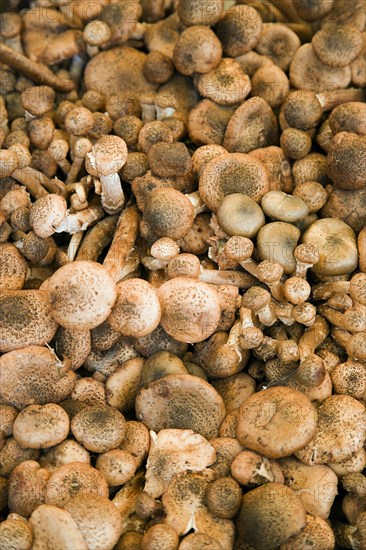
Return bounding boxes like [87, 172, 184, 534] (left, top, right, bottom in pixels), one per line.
[8, 460, 50, 517]
[0, 290, 58, 353]
[312, 24, 363, 67]
[148, 142, 192, 178]
[329, 102, 366, 136]
[21, 85, 55, 117]
[261, 190, 309, 222]
[39, 439, 90, 472]
[46, 260, 117, 330]
[71, 404, 126, 453]
[237, 483, 307, 549]
[206, 477, 242, 519]
[143, 188, 195, 240]
[0, 515, 33, 550]
[0, 242, 28, 290]
[251, 65, 289, 109]
[29, 504, 88, 549]
[188, 99, 236, 146]
[257, 222, 301, 274]
[87, 135, 128, 176]
[13, 404, 70, 449]
[106, 357, 144, 412]
[295, 395, 366, 465]
[157, 277, 221, 343]
[173, 25, 222, 76]
[216, 5, 263, 57]
[135, 374, 226, 439]
[55, 326, 91, 371]
[177, 0, 224, 26]
[199, 152, 269, 212]
[119, 420, 150, 469]
[141, 524, 179, 550]
[196, 58, 251, 106]
[327, 132, 366, 190]
[280, 514, 335, 550]
[255, 23, 301, 71]
[236, 386, 317, 459]
[179, 533, 222, 550]
[29, 194, 67, 239]
[332, 361, 366, 400]
[108, 278, 161, 338]
[96, 449, 137, 486]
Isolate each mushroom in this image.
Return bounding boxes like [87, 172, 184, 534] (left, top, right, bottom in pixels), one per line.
[261, 190, 309, 223]
[0, 242, 28, 290]
[328, 102, 366, 136]
[96, 449, 137, 487]
[13, 404, 70, 449]
[251, 65, 289, 109]
[29, 194, 67, 239]
[106, 357, 144, 412]
[216, 193, 265, 238]
[142, 188, 195, 240]
[206, 477, 242, 520]
[216, 5, 263, 57]
[280, 515, 336, 550]
[39, 439, 90, 472]
[148, 142, 192, 178]
[255, 23, 301, 70]
[0, 514, 33, 550]
[29, 504, 88, 549]
[312, 24, 363, 67]
[237, 483, 307, 549]
[8, 460, 50, 517]
[143, 51, 174, 84]
[0, 437, 40, 477]
[231, 449, 284, 487]
[54, 326, 91, 371]
[71, 404, 126, 453]
[172, 25, 222, 76]
[326, 132, 366, 190]
[119, 420, 150, 470]
[179, 533, 222, 550]
[141, 524, 179, 550]
[188, 99, 236, 146]
[195, 58, 251, 106]
[177, 0, 224, 26]
[257, 221, 301, 275]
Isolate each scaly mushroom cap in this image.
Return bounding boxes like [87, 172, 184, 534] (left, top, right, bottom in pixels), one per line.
[312, 24, 363, 68]
[13, 404, 70, 449]
[87, 135, 128, 177]
[30, 504, 88, 549]
[199, 153, 269, 212]
[119, 420, 150, 469]
[236, 386, 317, 459]
[55, 326, 91, 371]
[216, 5, 263, 57]
[143, 188, 195, 240]
[196, 58, 251, 106]
[237, 483, 307, 549]
[255, 23, 301, 71]
[96, 449, 136, 486]
[106, 357, 145, 413]
[108, 278, 161, 338]
[135, 374, 226, 440]
[64, 494, 122, 550]
[173, 25, 222, 76]
[295, 395, 366, 465]
[0, 242, 28, 290]
[46, 260, 117, 330]
[0, 515, 33, 550]
[280, 514, 335, 550]
[326, 132, 366, 190]
[71, 404, 126, 453]
[0, 290, 58, 352]
[177, 0, 224, 26]
[8, 460, 50, 517]
[157, 277, 221, 343]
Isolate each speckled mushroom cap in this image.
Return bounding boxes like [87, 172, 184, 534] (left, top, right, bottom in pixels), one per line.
[257, 222, 301, 275]
[108, 278, 161, 338]
[236, 386, 317, 459]
[237, 483, 307, 549]
[173, 25, 222, 76]
[302, 218, 358, 276]
[196, 58, 251, 106]
[64, 494, 122, 550]
[0, 243, 28, 290]
[157, 277, 221, 343]
[295, 395, 366, 465]
[44, 462, 109, 508]
[13, 404, 70, 449]
[255, 23, 301, 71]
[0, 515, 33, 550]
[0, 346, 75, 409]
[71, 404, 126, 453]
[312, 24, 363, 68]
[280, 514, 335, 550]
[55, 326, 91, 371]
[143, 187, 195, 240]
[45, 260, 117, 330]
[135, 374, 226, 440]
[29, 194, 67, 238]
[199, 153, 269, 212]
[86, 135, 128, 177]
[0, 290, 58, 353]
[30, 504, 88, 550]
[216, 5, 263, 57]
[177, 0, 224, 26]
[326, 132, 366, 190]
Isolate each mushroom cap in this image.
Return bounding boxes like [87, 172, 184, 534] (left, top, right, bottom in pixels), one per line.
[0, 438, 40, 477]
[206, 477, 242, 519]
[108, 278, 161, 338]
[64, 494, 122, 550]
[217, 193, 265, 237]
[83, 19, 112, 46]
[30, 504, 88, 550]
[196, 58, 251, 106]
[45, 462, 109, 508]
[329, 102, 366, 136]
[141, 524, 179, 550]
[71, 404, 126, 453]
[143, 188, 195, 240]
[179, 533, 222, 550]
[55, 326, 91, 371]
[251, 65, 289, 109]
[142, 351, 187, 387]
[172, 25, 222, 76]
[0, 149, 18, 178]
[106, 357, 144, 412]
[188, 99, 236, 146]
[237, 483, 307, 549]
[87, 135, 128, 176]
[39, 439, 90, 472]
[65, 106, 94, 137]
[332, 361, 366, 400]
[46, 261, 117, 330]
[216, 5, 263, 57]
[199, 152, 270, 212]
[143, 51, 174, 84]
[177, 0, 224, 26]
[312, 24, 363, 68]
[8, 460, 50, 517]
[230, 449, 284, 487]
[96, 449, 136, 486]
[257, 222, 301, 274]
[21, 85, 55, 117]
[0, 242, 28, 290]
[0, 290, 58, 353]
[302, 218, 358, 276]
[148, 142, 192, 178]
[295, 395, 366, 465]
[157, 277, 221, 343]
[212, 373, 256, 413]
[13, 404, 69, 449]
[280, 514, 335, 550]
[0, 515, 33, 550]
[135, 374, 226, 439]
[290, 43, 351, 92]
[236, 386, 317, 459]
[119, 420, 150, 469]
[261, 190, 309, 222]
[255, 23, 301, 71]
[327, 132, 366, 190]
[29, 194, 67, 238]
[224, 97, 278, 154]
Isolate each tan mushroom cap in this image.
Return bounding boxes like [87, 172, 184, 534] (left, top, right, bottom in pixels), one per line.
[261, 191, 309, 222]
[280, 514, 335, 550]
[0, 404, 18, 437]
[206, 477, 242, 519]
[13, 404, 69, 449]
[332, 361, 366, 400]
[0, 437, 41, 478]
[87, 135, 128, 176]
[216, 5, 263, 57]
[179, 532, 222, 550]
[257, 222, 301, 274]
[0, 515, 33, 550]
[327, 132, 366, 190]
[230, 449, 284, 487]
[143, 188, 195, 240]
[255, 23, 301, 71]
[199, 153, 269, 213]
[45, 462, 109, 508]
[142, 524, 179, 550]
[173, 25, 222, 76]
[251, 65, 289, 110]
[96, 449, 137, 486]
[0, 290, 58, 353]
[295, 395, 366, 465]
[177, 0, 224, 26]
[157, 277, 221, 343]
[71, 404, 126, 453]
[217, 193, 265, 238]
[196, 58, 251, 106]
[39, 439, 90, 472]
[237, 483, 307, 549]
[55, 326, 91, 371]
[0, 149, 18, 178]
[302, 218, 358, 276]
[224, 97, 278, 154]
[108, 278, 161, 338]
[142, 351, 188, 387]
[236, 386, 317, 459]
[312, 24, 363, 68]
[8, 460, 50, 517]
[106, 357, 145, 412]
[21, 85, 55, 117]
[290, 43, 351, 92]
[0, 242, 28, 290]
[119, 420, 150, 469]
[212, 373, 256, 413]
[64, 494, 122, 550]
[329, 102, 366, 136]
[29, 194, 67, 238]
[65, 106, 94, 136]
[46, 261, 117, 330]
[135, 374, 226, 440]
[30, 504, 88, 549]
[188, 99, 236, 146]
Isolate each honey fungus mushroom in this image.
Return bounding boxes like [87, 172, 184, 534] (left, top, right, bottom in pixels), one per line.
[71, 404, 126, 453]
[13, 404, 70, 449]
[0, 242, 28, 290]
[142, 188, 195, 240]
[172, 25, 222, 76]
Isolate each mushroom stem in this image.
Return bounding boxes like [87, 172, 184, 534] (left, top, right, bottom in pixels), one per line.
[269, 0, 303, 22]
[55, 201, 104, 234]
[12, 168, 48, 199]
[67, 231, 83, 261]
[0, 43, 75, 93]
[283, 22, 313, 42]
[317, 88, 366, 112]
[75, 214, 118, 261]
[298, 315, 329, 361]
[103, 203, 140, 282]
[312, 281, 350, 301]
[199, 268, 256, 288]
[186, 192, 209, 216]
[100, 173, 125, 215]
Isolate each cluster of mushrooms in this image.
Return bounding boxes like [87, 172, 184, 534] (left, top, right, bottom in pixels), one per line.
[0, 0, 366, 548]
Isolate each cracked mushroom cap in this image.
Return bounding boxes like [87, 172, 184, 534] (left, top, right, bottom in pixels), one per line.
[0, 290, 58, 353]
[0, 242, 28, 290]
[64, 493, 122, 550]
[135, 374, 226, 440]
[29, 193, 67, 238]
[13, 404, 70, 449]
[108, 278, 161, 338]
[0, 346, 76, 408]
[199, 153, 269, 213]
[71, 404, 126, 453]
[236, 386, 317, 459]
[46, 261, 117, 330]
[157, 277, 221, 343]
[29, 504, 88, 549]
[295, 395, 366, 465]
[86, 135, 128, 177]
[237, 483, 307, 549]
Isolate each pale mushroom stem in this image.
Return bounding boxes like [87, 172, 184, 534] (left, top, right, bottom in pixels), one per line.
[199, 268, 256, 288]
[186, 192, 209, 216]
[294, 260, 313, 278]
[239, 257, 260, 279]
[67, 231, 84, 261]
[12, 167, 48, 199]
[100, 173, 125, 215]
[312, 280, 351, 300]
[55, 202, 104, 234]
[226, 319, 243, 362]
[298, 315, 329, 361]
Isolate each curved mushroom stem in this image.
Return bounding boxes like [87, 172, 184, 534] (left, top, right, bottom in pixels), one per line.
[312, 281, 351, 301]
[12, 167, 48, 199]
[55, 201, 104, 234]
[298, 315, 329, 361]
[76, 215, 118, 262]
[100, 173, 125, 215]
[239, 306, 264, 350]
[317, 88, 366, 112]
[185, 192, 208, 216]
[67, 231, 84, 261]
[199, 268, 256, 288]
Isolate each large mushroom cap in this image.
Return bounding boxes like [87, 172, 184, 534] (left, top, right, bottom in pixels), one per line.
[237, 482, 307, 549]
[46, 260, 117, 330]
[30, 504, 88, 549]
[236, 386, 317, 459]
[71, 404, 126, 453]
[135, 374, 226, 440]
[13, 404, 70, 449]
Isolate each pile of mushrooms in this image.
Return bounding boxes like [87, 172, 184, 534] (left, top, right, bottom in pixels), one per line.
[0, 0, 366, 548]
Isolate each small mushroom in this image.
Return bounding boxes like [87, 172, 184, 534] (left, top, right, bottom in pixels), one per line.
[217, 193, 265, 238]
[29, 194, 67, 238]
[96, 449, 137, 486]
[326, 132, 366, 190]
[257, 221, 301, 275]
[261, 190, 309, 223]
[172, 25, 222, 76]
[71, 404, 126, 453]
[29, 504, 88, 549]
[312, 24, 363, 68]
[13, 404, 70, 449]
[255, 23, 301, 71]
[0, 242, 28, 290]
[195, 58, 251, 106]
[8, 460, 50, 517]
[280, 514, 336, 550]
